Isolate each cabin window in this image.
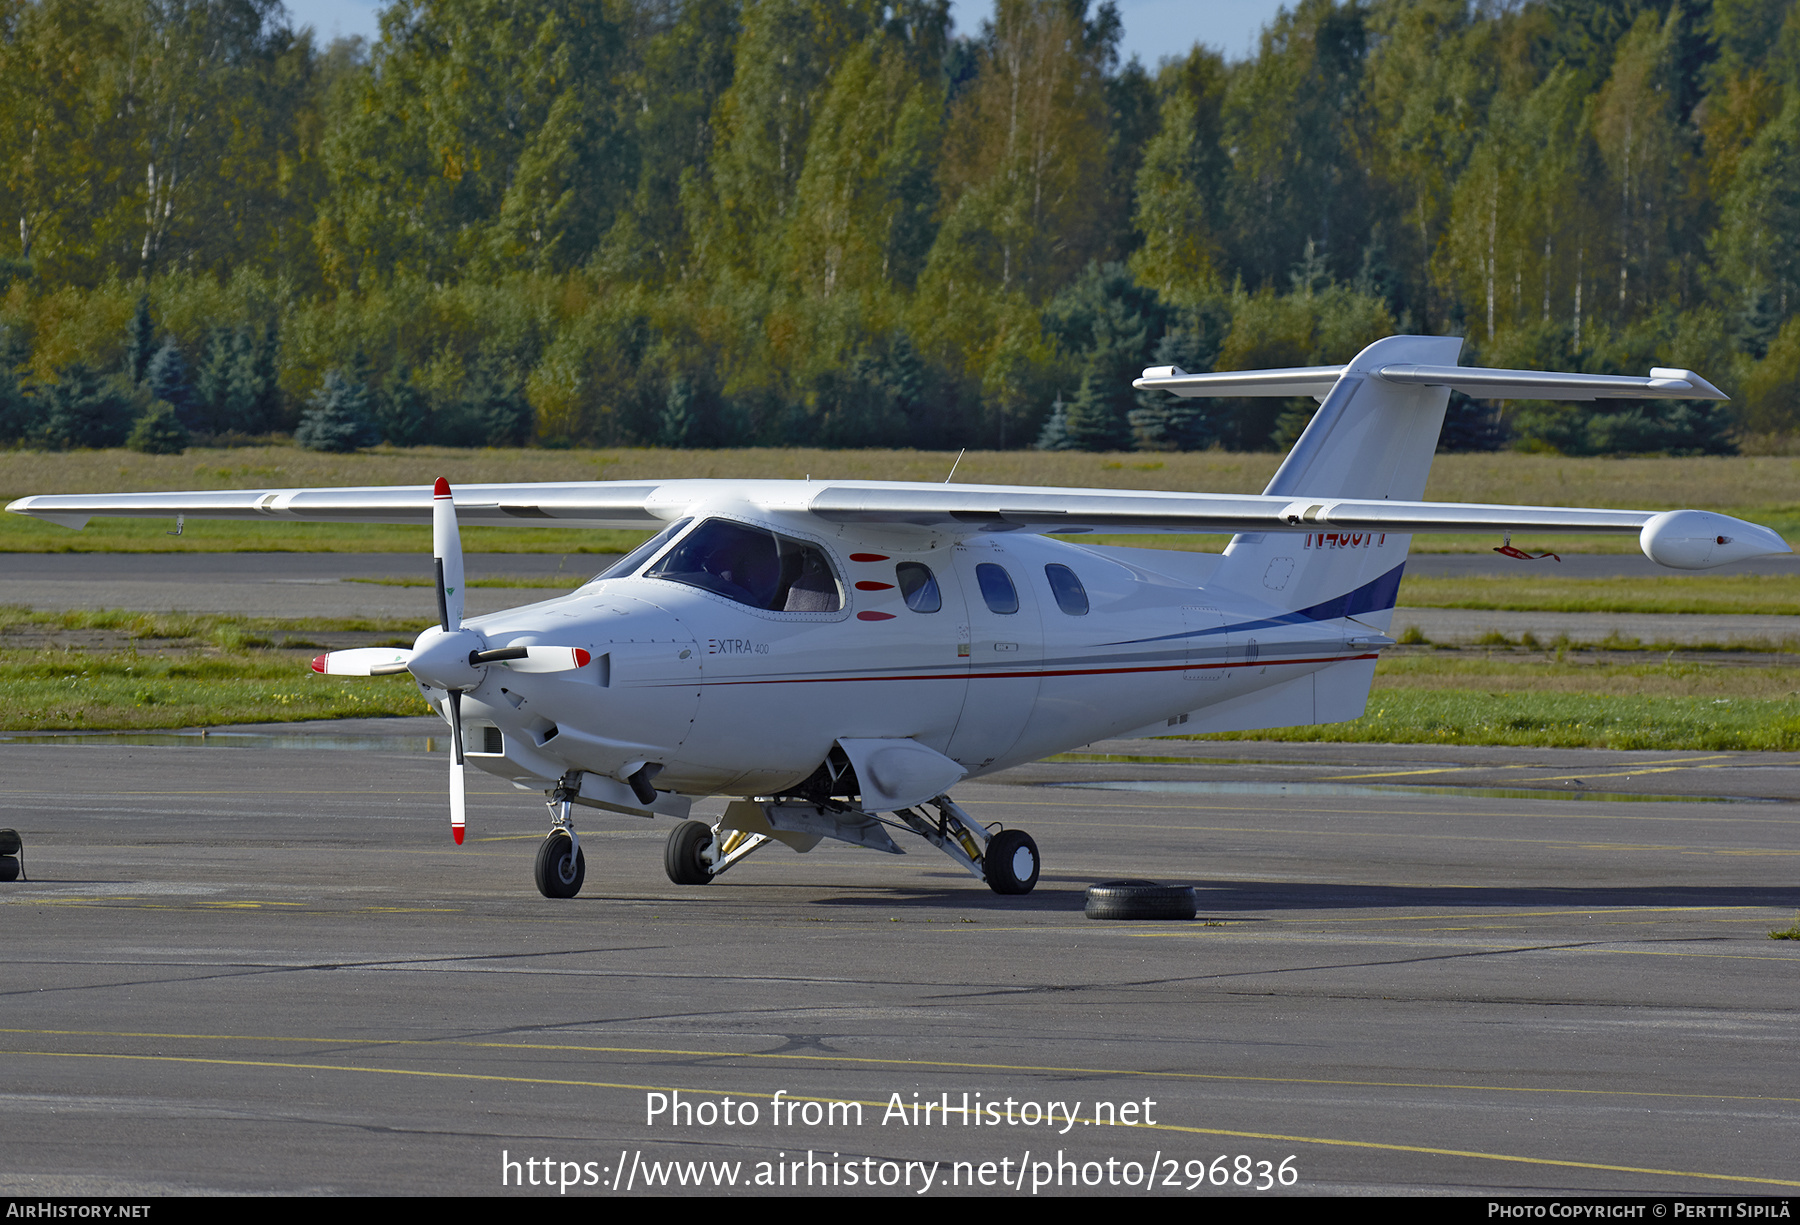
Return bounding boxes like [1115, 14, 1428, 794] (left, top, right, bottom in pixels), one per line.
[1044, 564, 1089, 615]
[896, 562, 941, 613]
[645, 519, 841, 612]
[975, 563, 1018, 614]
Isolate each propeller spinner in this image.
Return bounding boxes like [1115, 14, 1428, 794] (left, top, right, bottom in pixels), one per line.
[309, 477, 590, 844]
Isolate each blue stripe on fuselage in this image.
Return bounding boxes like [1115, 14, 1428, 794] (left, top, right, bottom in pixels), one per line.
[1101, 562, 1407, 646]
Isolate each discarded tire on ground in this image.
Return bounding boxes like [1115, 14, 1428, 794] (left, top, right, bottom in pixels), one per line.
[1083, 879, 1197, 921]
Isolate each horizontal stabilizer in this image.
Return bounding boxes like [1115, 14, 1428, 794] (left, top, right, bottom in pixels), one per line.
[1134, 365, 1344, 401]
[1136, 362, 1729, 402]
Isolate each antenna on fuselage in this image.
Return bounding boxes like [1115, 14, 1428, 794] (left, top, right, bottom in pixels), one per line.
[944, 449, 965, 483]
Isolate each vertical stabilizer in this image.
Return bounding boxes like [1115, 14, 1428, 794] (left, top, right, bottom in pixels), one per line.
[1210, 335, 1464, 628]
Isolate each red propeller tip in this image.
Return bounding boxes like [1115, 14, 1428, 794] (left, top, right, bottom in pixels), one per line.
[453, 827, 464, 845]
[574, 649, 591, 667]
[311, 654, 328, 673]
[433, 477, 451, 497]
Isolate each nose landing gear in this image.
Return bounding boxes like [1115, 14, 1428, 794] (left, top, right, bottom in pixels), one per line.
[533, 796, 586, 899]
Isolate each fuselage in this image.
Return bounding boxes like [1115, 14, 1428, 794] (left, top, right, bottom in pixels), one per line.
[427, 503, 1386, 802]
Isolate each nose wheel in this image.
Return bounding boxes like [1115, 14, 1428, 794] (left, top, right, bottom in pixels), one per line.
[534, 831, 586, 898]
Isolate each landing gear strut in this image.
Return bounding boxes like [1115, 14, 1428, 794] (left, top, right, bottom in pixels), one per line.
[897, 795, 1039, 895]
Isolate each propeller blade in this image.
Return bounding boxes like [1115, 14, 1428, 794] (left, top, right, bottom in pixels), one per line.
[311, 648, 413, 676]
[433, 476, 464, 633]
[447, 687, 466, 846]
[471, 646, 593, 673]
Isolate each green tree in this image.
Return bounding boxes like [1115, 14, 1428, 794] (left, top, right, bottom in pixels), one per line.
[295, 367, 376, 451]
[125, 399, 189, 452]
[1222, 0, 1373, 289]
[783, 18, 947, 299]
[1129, 47, 1229, 302]
[688, 0, 889, 281]
[319, 0, 632, 284]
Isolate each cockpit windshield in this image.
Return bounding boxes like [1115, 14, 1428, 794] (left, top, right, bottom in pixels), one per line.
[643, 519, 842, 612]
[588, 518, 693, 584]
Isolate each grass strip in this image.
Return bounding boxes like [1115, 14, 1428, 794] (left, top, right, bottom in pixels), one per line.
[1196, 690, 1800, 751]
[0, 649, 430, 731]
[0, 606, 424, 639]
[344, 575, 584, 589]
[1395, 573, 1800, 616]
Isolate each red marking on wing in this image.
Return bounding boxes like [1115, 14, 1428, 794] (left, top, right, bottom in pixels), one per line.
[452, 827, 464, 845]
[433, 477, 451, 498]
[574, 649, 592, 667]
[855, 581, 895, 591]
[857, 611, 896, 621]
[311, 654, 328, 674]
[849, 553, 889, 562]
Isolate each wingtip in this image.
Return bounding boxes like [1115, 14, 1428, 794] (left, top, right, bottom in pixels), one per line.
[311, 654, 328, 674]
[453, 826, 464, 845]
[433, 477, 451, 497]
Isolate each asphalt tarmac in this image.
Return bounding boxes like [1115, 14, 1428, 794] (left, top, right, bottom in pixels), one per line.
[1, 726, 1796, 1197]
[7, 551, 1799, 643]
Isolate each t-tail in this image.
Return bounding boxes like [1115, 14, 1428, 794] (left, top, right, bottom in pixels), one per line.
[1134, 334, 1733, 731]
[1197, 334, 1463, 632]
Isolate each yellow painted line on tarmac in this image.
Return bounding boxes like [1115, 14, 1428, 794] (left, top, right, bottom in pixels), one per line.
[1125, 932, 1800, 961]
[9, 1046, 1798, 1189]
[1261, 905, 1771, 922]
[9, 1027, 1798, 1108]
[1526, 763, 1739, 782]
[1326, 755, 1734, 781]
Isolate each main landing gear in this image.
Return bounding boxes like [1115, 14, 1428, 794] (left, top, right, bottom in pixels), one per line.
[658, 794, 1039, 896]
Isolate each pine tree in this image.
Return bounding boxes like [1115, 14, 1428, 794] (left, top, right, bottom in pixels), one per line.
[374, 362, 432, 446]
[146, 340, 194, 425]
[35, 363, 134, 450]
[1035, 393, 1072, 450]
[126, 401, 190, 454]
[125, 293, 155, 384]
[0, 328, 38, 445]
[1061, 369, 1131, 451]
[296, 369, 377, 452]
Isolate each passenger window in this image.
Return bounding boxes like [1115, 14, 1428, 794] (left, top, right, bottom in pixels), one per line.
[975, 563, 1018, 614]
[644, 519, 841, 612]
[896, 562, 940, 613]
[1045, 564, 1088, 615]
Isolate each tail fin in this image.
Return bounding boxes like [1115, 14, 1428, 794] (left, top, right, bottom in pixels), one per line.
[1209, 334, 1464, 629]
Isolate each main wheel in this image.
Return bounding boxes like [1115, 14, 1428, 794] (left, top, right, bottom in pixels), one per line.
[983, 829, 1039, 895]
[1084, 880, 1197, 921]
[533, 831, 585, 899]
[0, 856, 17, 883]
[664, 820, 716, 885]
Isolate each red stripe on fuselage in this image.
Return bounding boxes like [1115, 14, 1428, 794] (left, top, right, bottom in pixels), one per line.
[691, 652, 1379, 687]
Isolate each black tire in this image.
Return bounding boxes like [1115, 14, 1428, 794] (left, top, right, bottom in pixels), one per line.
[533, 832, 585, 899]
[664, 820, 715, 886]
[1084, 879, 1197, 921]
[0, 856, 17, 883]
[983, 829, 1039, 896]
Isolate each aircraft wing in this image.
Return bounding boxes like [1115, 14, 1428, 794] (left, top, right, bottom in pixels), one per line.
[5, 482, 668, 531]
[7, 479, 1788, 569]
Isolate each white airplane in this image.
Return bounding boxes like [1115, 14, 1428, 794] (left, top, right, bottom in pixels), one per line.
[9, 336, 1788, 899]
